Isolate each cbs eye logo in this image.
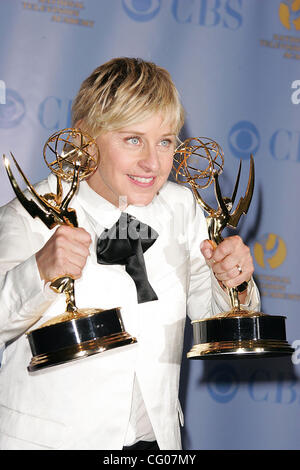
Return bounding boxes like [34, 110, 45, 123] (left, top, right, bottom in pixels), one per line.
[0, 89, 26, 128]
[122, 0, 161, 22]
[228, 121, 260, 160]
[254, 233, 287, 270]
[207, 364, 239, 404]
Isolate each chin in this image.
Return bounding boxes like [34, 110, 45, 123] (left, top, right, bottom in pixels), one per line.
[128, 194, 156, 207]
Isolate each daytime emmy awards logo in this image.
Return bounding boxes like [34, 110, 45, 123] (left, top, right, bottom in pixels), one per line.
[279, 0, 300, 31]
[254, 233, 287, 270]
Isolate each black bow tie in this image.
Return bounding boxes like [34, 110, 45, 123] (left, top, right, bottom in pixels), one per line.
[96, 213, 159, 304]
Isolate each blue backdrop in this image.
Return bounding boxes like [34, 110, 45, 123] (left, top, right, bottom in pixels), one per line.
[0, 0, 300, 450]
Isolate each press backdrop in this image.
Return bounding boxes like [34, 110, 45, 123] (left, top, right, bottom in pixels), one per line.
[0, 0, 300, 450]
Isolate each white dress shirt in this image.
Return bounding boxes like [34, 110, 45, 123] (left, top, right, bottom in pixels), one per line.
[124, 374, 156, 446]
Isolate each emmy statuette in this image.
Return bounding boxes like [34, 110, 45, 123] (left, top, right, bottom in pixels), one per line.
[3, 128, 137, 371]
[174, 137, 294, 359]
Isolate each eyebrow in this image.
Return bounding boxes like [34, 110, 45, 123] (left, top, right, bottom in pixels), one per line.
[117, 130, 176, 136]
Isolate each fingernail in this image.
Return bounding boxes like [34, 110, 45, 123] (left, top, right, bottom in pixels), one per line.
[204, 249, 212, 259]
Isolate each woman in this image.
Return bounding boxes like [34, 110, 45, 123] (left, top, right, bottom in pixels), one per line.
[0, 58, 259, 450]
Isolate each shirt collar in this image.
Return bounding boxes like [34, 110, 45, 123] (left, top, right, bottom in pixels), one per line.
[76, 179, 122, 228]
[47, 173, 166, 230]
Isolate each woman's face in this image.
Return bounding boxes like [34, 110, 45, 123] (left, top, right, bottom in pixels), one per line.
[87, 113, 176, 207]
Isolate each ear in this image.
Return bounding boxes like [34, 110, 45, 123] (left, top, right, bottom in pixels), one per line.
[73, 119, 83, 130]
[73, 120, 96, 141]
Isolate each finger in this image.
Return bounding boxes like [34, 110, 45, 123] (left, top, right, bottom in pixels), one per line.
[36, 228, 91, 282]
[225, 271, 252, 289]
[52, 244, 90, 279]
[56, 226, 92, 246]
[212, 236, 253, 273]
[212, 235, 243, 263]
[52, 262, 83, 280]
[71, 227, 92, 246]
[211, 255, 241, 275]
[66, 241, 91, 260]
[213, 265, 244, 281]
[63, 251, 89, 271]
[54, 227, 91, 258]
[200, 240, 217, 267]
[217, 267, 253, 288]
[200, 240, 213, 260]
[44, 248, 85, 279]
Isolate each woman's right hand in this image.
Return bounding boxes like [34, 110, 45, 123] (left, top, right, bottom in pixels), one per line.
[35, 225, 92, 283]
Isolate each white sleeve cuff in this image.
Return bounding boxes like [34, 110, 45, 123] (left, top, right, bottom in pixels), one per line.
[0, 255, 57, 347]
[211, 271, 261, 316]
[13, 255, 57, 314]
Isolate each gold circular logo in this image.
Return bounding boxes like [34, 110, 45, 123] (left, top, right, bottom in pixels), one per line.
[254, 233, 287, 269]
[279, 1, 300, 31]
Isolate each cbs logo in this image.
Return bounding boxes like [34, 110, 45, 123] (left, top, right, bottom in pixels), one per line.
[207, 364, 239, 404]
[228, 121, 260, 160]
[0, 88, 25, 129]
[122, 0, 161, 22]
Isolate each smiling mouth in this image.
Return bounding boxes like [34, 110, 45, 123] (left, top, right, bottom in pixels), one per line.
[128, 175, 156, 184]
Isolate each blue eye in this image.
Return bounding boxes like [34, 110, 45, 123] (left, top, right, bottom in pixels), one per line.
[160, 139, 172, 147]
[127, 136, 140, 145]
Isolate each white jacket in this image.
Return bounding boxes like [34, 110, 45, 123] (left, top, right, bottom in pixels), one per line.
[0, 176, 260, 450]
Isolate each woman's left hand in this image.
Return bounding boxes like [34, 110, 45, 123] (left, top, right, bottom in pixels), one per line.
[200, 235, 254, 289]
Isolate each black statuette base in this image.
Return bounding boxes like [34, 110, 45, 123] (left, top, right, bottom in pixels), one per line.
[188, 314, 294, 359]
[27, 307, 137, 371]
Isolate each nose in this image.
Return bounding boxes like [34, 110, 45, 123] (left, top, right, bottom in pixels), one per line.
[138, 144, 160, 173]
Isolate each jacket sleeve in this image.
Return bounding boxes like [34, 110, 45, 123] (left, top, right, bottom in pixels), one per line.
[0, 203, 56, 348]
[185, 188, 261, 321]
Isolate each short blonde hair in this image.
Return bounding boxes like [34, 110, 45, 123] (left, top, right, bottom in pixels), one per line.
[72, 57, 185, 137]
